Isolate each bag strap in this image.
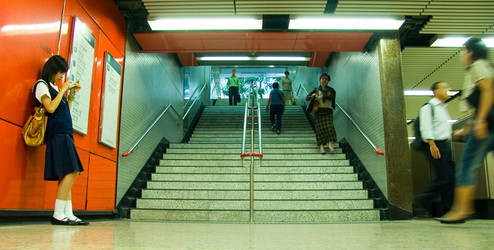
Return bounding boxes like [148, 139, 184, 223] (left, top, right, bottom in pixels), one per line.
[273, 90, 283, 103]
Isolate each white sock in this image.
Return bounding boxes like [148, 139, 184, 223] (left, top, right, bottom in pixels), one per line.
[64, 200, 79, 221]
[53, 199, 67, 220]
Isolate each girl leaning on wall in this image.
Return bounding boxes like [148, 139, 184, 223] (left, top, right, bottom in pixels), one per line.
[306, 73, 337, 154]
[34, 55, 88, 225]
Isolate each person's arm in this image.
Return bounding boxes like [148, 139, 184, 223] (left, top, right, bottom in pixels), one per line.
[306, 89, 316, 101]
[266, 93, 272, 111]
[420, 104, 441, 159]
[41, 80, 71, 113]
[473, 78, 493, 139]
[67, 82, 81, 109]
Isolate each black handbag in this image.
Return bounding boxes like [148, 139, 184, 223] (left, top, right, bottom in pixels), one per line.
[307, 96, 318, 114]
[466, 85, 494, 129]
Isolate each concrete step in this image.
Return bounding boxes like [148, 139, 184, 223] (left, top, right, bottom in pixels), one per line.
[137, 199, 249, 210]
[191, 133, 315, 138]
[188, 138, 316, 143]
[253, 210, 380, 223]
[147, 181, 362, 190]
[162, 153, 345, 160]
[254, 199, 374, 210]
[142, 189, 249, 200]
[155, 166, 354, 174]
[192, 131, 314, 135]
[151, 173, 357, 182]
[131, 209, 250, 222]
[169, 143, 337, 149]
[159, 159, 350, 167]
[141, 189, 368, 200]
[147, 181, 249, 190]
[254, 181, 362, 190]
[166, 148, 343, 154]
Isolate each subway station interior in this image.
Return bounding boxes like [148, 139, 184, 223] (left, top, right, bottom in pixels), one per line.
[1, 0, 494, 249]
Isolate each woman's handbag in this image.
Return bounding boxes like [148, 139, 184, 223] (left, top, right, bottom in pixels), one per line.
[22, 81, 48, 147]
[289, 95, 296, 105]
[307, 96, 319, 114]
[21, 106, 48, 147]
[466, 84, 494, 129]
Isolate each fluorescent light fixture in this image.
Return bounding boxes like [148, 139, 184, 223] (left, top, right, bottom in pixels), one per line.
[197, 56, 251, 61]
[408, 136, 416, 140]
[431, 36, 468, 47]
[404, 90, 460, 96]
[432, 36, 494, 47]
[148, 18, 262, 30]
[256, 56, 310, 61]
[197, 56, 311, 61]
[268, 65, 275, 68]
[289, 17, 404, 30]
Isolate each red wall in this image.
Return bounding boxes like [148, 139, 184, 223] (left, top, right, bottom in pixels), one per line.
[0, 0, 125, 211]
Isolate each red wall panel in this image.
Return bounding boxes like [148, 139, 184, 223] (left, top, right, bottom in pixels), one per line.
[77, 0, 126, 53]
[86, 154, 117, 210]
[0, 0, 64, 126]
[0, 120, 89, 210]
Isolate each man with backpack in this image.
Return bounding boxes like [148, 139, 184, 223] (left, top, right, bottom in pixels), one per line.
[413, 81, 456, 217]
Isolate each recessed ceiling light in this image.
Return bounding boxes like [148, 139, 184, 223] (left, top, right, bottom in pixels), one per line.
[148, 18, 262, 31]
[289, 17, 404, 30]
[404, 90, 460, 96]
[431, 36, 494, 47]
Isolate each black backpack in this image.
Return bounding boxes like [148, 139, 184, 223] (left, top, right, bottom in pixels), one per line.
[411, 103, 434, 150]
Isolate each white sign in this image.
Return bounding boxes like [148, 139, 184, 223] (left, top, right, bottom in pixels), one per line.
[99, 52, 122, 148]
[68, 17, 95, 135]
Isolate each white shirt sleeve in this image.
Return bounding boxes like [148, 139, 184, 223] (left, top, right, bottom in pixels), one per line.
[35, 82, 51, 103]
[420, 104, 434, 142]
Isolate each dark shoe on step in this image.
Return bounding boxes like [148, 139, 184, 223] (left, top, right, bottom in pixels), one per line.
[72, 218, 90, 226]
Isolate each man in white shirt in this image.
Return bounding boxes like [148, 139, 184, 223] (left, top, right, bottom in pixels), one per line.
[414, 81, 456, 217]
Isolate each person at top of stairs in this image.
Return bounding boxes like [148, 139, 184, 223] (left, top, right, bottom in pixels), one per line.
[227, 68, 242, 106]
[307, 73, 337, 154]
[266, 82, 285, 135]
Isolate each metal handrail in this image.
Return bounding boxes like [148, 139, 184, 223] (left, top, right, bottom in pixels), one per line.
[184, 83, 205, 109]
[296, 83, 310, 98]
[241, 102, 249, 155]
[122, 104, 181, 157]
[336, 103, 384, 155]
[182, 83, 207, 120]
[257, 94, 262, 156]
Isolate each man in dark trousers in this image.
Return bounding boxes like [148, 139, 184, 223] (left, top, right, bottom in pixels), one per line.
[414, 81, 455, 217]
[266, 82, 285, 135]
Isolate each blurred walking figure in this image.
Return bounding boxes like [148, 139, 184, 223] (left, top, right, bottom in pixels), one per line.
[438, 37, 494, 224]
[413, 81, 455, 217]
[266, 82, 285, 134]
[306, 73, 337, 154]
[227, 68, 241, 106]
[281, 71, 294, 105]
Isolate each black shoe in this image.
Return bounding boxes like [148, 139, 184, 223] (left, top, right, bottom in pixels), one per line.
[51, 217, 77, 225]
[434, 217, 466, 224]
[271, 125, 276, 131]
[73, 218, 90, 225]
[276, 130, 281, 135]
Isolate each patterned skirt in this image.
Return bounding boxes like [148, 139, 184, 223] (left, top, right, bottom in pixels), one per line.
[315, 108, 337, 145]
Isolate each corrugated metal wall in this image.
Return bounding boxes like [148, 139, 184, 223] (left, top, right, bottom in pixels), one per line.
[116, 34, 184, 204]
[328, 49, 388, 197]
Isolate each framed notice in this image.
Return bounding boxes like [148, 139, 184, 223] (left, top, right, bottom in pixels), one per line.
[98, 52, 122, 148]
[67, 17, 95, 135]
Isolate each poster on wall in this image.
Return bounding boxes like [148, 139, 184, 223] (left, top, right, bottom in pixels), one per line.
[98, 52, 122, 148]
[67, 17, 96, 135]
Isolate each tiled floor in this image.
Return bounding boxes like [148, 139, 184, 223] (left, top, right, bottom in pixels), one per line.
[1, 219, 493, 249]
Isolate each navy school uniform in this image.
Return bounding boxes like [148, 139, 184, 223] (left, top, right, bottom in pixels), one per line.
[34, 80, 83, 180]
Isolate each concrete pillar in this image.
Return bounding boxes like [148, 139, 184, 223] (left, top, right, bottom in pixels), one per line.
[378, 34, 413, 218]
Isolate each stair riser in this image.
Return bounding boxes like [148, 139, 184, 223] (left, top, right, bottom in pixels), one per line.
[147, 181, 362, 190]
[155, 166, 354, 174]
[151, 173, 358, 182]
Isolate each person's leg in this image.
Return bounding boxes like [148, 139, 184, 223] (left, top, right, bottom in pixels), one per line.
[415, 142, 452, 212]
[441, 133, 494, 221]
[228, 87, 233, 106]
[269, 105, 276, 131]
[275, 105, 282, 133]
[52, 171, 78, 221]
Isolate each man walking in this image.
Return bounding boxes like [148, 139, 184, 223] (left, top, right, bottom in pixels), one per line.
[227, 68, 241, 106]
[414, 81, 456, 217]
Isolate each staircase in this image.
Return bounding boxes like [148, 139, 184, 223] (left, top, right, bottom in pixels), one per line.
[130, 105, 380, 222]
